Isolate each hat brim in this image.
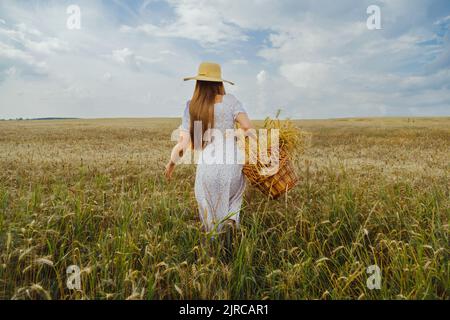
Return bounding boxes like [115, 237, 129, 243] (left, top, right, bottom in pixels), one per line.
[184, 76, 234, 85]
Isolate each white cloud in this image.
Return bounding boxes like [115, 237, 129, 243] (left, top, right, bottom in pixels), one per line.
[5, 66, 17, 77]
[280, 63, 330, 89]
[256, 70, 267, 86]
[0, 42, 48, 74]
[111, 48, 143, 69]
[434, 15, 450, 25]
[121, 0, 248, 46]
[109, 47, 165, 70]
[230, 59, 248, 65]
[103, 72, 112, 82]
[0, 0, 449, 119]
[0, 23, 68, 55]
[16, 23, 42, 37]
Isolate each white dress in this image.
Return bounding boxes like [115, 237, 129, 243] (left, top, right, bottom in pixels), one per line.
[180, 94, 247, 232]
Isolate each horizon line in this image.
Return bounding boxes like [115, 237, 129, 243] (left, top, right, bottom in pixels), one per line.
[1, 115, 449, 122]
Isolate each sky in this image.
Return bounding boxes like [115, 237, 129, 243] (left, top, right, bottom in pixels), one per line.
[0, 0, 449, 119]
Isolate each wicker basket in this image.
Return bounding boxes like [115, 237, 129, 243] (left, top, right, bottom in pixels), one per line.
[243, 147, 299, 199]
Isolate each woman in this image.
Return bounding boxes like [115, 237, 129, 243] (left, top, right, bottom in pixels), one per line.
[164, 62, 253, 238]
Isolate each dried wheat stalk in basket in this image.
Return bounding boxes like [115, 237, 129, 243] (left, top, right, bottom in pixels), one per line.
[242, 112, 309, 199]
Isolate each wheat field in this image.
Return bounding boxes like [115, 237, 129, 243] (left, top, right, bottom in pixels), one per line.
[0, 117, 448, 300]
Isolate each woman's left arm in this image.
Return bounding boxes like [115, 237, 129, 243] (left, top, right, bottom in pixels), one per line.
[164, 130, 190, 180]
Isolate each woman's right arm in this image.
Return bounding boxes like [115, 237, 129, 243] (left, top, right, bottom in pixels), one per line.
[165, 101, 191, 180]
[165, 130, 190, 180]
[236, 113, 257, 143]
[170, 130, 190, 164]
[236, 113, 253, 132]
[233, 97, 254, 137]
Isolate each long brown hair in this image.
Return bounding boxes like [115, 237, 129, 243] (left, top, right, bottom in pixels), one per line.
[189, 80, 225, 149]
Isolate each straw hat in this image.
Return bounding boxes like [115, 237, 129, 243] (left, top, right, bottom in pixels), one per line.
[184, 62, 234, 85]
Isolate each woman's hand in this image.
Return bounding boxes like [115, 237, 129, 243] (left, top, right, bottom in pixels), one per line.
[165, 130, 190, 181]
[164, 161, 176, 180]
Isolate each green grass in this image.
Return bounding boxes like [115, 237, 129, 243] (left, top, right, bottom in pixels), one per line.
[0, 117, 448, 299]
